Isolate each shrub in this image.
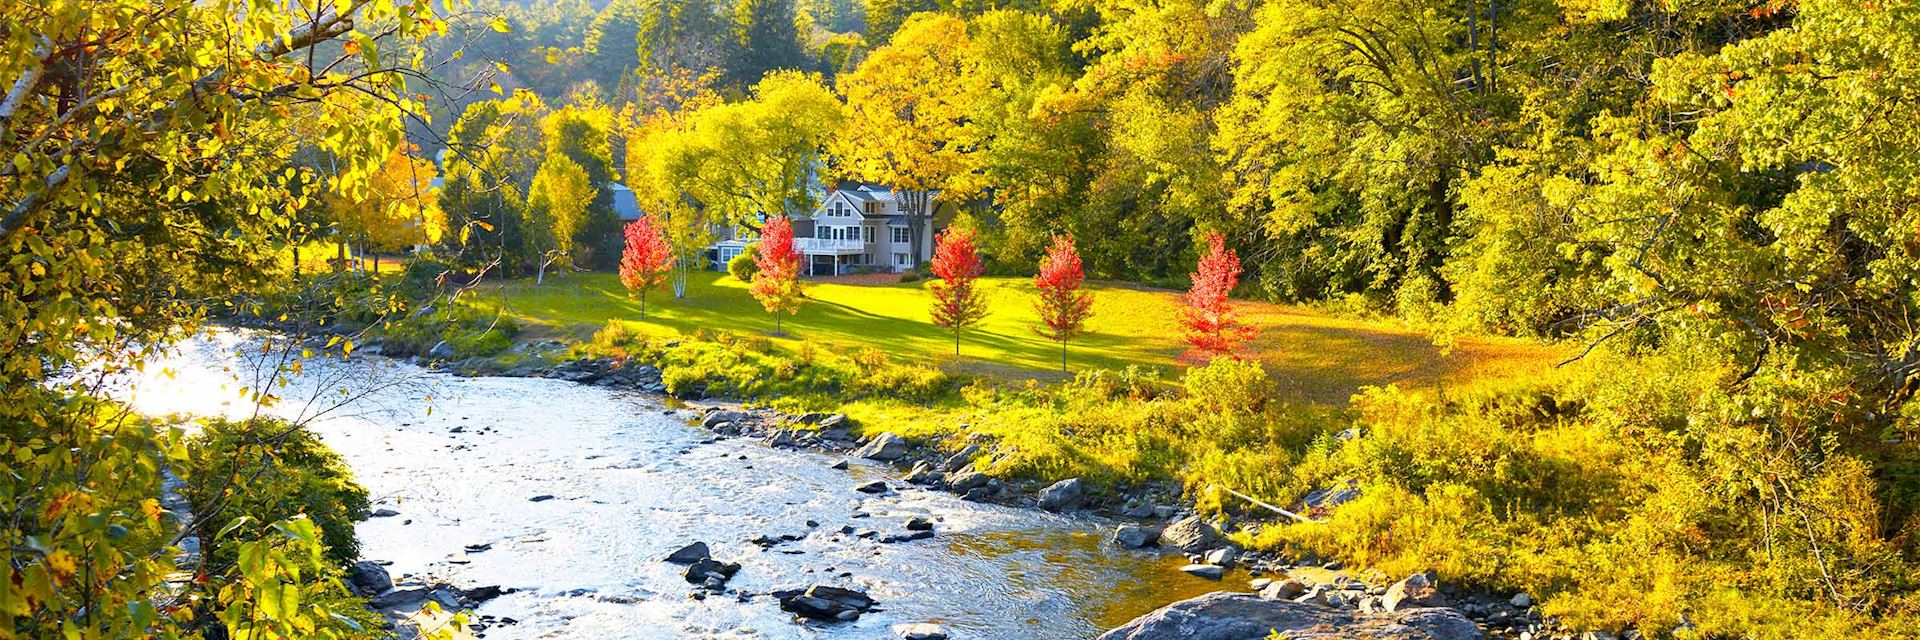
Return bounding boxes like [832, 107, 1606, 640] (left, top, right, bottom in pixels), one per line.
[728, 243, 760, 282]
[182, 417, 370, 568]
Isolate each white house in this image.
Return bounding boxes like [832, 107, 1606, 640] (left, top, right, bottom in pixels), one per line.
[708, 182, 951, 276]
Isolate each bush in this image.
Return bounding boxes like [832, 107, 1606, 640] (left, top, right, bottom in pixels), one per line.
[728, 243, 760, 282]
[181, 417, 370, 568]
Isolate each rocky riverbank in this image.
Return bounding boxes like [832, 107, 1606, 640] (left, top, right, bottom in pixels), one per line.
[249, 326, 1608, 640]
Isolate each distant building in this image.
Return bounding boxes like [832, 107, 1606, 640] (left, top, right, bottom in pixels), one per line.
[706, 182, 955, 276]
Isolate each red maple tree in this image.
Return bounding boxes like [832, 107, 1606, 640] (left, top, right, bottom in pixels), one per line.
[750, 215, 805, 335]
[929, 227, 988, 355]
[1181, 231, 1257, 362]
[618, 215, 675, 319]
[1032, 234, 1094, 372]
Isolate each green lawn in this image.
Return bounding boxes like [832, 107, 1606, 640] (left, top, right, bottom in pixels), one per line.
[464, 270, 1563, 404]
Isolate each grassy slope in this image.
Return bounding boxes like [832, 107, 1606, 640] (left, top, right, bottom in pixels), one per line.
[464, 270, 1562, 405]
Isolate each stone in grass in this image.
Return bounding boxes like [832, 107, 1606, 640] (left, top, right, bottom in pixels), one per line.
[1382, 573, 1445, 612]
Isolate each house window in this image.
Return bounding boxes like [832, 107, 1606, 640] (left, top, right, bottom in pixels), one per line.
[865, 202, 878, 215]
[815, 225, 829, 239]
[863, 226, 875, 243]
[893, 253, 911, 267]
[891, 227, 911, 243]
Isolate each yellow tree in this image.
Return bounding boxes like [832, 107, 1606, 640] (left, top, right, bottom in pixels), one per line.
[328, 144, 447, 272]
[834, 14, 983, 266]
[525, 155, 593, 285]
[630, 71, 842, 230]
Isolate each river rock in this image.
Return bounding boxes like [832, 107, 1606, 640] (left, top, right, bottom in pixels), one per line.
[369, 585, 429, 609]
[940, 444, 982, 471]
[904, 462, 942, 485]
[905, 516, 934, 531]
[1180, 564, 1225, 580]
[665, 542, 710, 564]
[776, 584, 875, 621]
[1510, 593, 1533, 608]
[1098, 592, 1482, 640]
[1204, 547, 1238, 567]
[855, 432, 908, 461]
[1382, 573, 1444, 611]
[831, 459, 851, 470]
[1112, 524, 1160, 548]
[893, 623, 949, 639]
[702, 411, 748, 429]
[1261, 578, 1307, 600]
[855, 481, 890, 494]
[346, 560, 391, 596]
[1159, 516, 1220, 553]
[427, 341, 456, 359]
[1037, 477, 1086, 511]
[882, 529, 935, 543]
[684, 558, 741, 585]
[947, 470, 989, 491]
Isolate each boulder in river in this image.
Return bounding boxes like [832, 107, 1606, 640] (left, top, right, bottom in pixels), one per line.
[683, 558, 741, 586]
[893, 623, 950, 639]
[346, 561, 391, 596]
[1158, 516, 1220, 553]
[854, 432, 908, 461]
[855, 480, 890, 494]
[665, 542, 711, 564]
[905, 516, 934, 531]
[1179, 564, 1226, 580]
[1037, 477, 1086, 511]
[904, 462, 943, 485]
[1111, 525, 1160, 549]
[1098, 592, 1481, 640]
[775, 584, 875, 621]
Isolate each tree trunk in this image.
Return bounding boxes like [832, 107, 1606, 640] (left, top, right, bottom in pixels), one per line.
[335, 240, 346, 273]
[672, 260, 689, 298]
[292, 244, 301, 281]
[1061, 339, 1068, 373]
[953, 330, 960, 356]
[640, 292, 648, 319]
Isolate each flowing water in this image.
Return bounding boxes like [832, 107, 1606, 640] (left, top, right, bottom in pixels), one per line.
[117, 332, 1242, 639]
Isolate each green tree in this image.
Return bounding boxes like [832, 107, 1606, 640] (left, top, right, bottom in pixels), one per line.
[733, 0, 810, 85]
[526, 155, 594, 284]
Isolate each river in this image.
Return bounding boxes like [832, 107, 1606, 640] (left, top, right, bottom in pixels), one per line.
[114, 331, 1240, 639]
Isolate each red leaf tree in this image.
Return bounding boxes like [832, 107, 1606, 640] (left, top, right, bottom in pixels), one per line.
[929, 227, 989, 355]
[1032, 234, 1094, 372]
[619, 215, 676, 319]
[1181, 231, 1257, 362]
[750, 215, 805, 335]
